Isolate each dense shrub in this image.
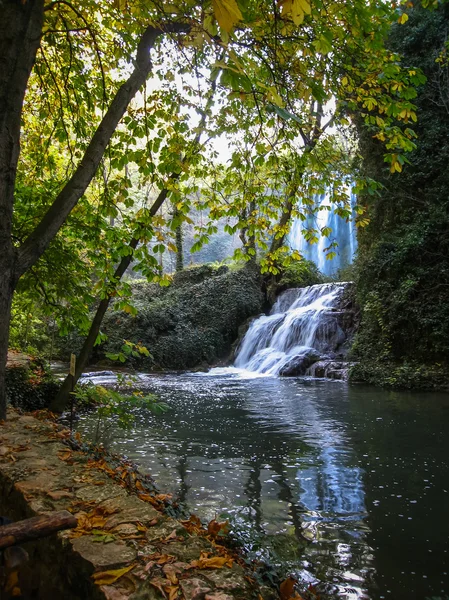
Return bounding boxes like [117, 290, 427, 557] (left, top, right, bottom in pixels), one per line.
[6, 360, 59, 411]
[96, 264, 265, 370]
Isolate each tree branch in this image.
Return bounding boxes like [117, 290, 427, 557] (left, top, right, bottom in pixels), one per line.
[17, 20, 191, 278]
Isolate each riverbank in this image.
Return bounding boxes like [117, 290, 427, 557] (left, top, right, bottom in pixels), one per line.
[0, 409, 282, 600]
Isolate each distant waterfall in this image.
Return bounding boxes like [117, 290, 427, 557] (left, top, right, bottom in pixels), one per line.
[234, 282, 351, 377]
[289, 192, 358, 276]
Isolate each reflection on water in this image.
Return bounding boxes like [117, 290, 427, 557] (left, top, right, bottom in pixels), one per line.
[77, 372, 449, 599]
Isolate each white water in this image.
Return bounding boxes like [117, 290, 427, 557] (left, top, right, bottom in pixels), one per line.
[233, 282, 349, 376]
[289, 192, 358, 276]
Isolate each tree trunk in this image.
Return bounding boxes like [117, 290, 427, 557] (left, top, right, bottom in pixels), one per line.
[51, 188, 170, 412]
[175, 224, 184, 271]
[50, 64, 221, 413]
[0, 10, 191, 419]
[50, 238, 139, 412]
[174, 208, 184, 272]
[269, 195, 295, 256]
[0, 0, 45, 420]
[0, 270, 14, 422]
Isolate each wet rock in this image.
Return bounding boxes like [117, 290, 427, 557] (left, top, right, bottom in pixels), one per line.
[101, 495, 160, 529]
[76, 483, 128, 503]
[203, 566, 248, 591]
[279, 348, 322, 376]
[157, 536, 214, 562]
[307, 360, 356, 380]
[179, 577, 213, 600]
[101, 585, 129, 600]
[308, 313, 347, 353]
[72, 535, 137, 568]
[205, 593, 234, 600]
[145, 518, 186, 542]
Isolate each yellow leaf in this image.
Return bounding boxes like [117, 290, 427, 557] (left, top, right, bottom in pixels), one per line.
[212, 0, 243, 32]
[291, 0, 311, 25]
[190, 555, 233, 569]
[398, 13, 409, 24]
[280, 576, 297, 599]
[268, 86, 284, 107]
[93, 564, 135, 586]
[298, 0, 311, 15]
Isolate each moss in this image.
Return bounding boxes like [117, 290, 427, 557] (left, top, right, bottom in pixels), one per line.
[6, 360, 59, 411]
[98, 264, 265, 370]
[350, 360, 449, 391]
[351, 4, 449, 389]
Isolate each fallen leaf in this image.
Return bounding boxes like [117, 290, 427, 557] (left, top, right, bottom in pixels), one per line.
[207, 519, 229, 538]
[280, 575, 302, 600]
[93, 564, 135, 586]
[146, 518, 158, 527]
[47, 489, 74, 500]
[92, 530, 116, 543]
[57, 449, 72, 462]
[163, 529, 178, 541]
[149, 576, 169, 596]
[163, 563, 185, 582]
[155, 493, 172, 502]
[190, 555, 233, 569]
[168, 584, 179, 600]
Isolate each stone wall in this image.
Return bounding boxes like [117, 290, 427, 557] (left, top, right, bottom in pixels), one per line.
[0, 410, 278, 600]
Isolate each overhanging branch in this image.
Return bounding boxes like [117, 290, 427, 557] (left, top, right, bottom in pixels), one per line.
[16, 20, 191, 278]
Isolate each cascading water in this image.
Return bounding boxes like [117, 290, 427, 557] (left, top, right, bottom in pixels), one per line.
[234, 282, 351, 377]
[289, 192, 358, 276]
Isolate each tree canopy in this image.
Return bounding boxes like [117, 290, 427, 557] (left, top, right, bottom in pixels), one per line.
[0, 0, 424, 417]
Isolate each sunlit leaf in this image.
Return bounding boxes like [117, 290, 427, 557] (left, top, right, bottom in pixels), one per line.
[92, 564, 135, 585]
[212, 0, 243, 32]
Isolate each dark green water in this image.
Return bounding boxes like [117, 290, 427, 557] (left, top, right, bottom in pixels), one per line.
[77, 372, 449, 599]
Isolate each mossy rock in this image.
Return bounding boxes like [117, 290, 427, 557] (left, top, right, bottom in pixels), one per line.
[6, 359, 59, 410]
[99, 265, 264, 370]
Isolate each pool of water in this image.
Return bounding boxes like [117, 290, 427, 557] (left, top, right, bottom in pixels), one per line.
[76, 371, 449, 599]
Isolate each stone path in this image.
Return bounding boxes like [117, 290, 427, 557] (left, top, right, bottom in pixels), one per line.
[0, 410, 280, 600]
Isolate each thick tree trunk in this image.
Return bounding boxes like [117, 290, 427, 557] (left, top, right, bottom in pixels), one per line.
[0, 268, 14, 422]
[0, 0, 45, 420]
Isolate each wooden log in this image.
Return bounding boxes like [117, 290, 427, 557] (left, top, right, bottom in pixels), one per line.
[0, 511, 77, 550]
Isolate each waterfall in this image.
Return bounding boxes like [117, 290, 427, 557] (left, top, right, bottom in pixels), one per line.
[234, 282, 350, 377]
[289, 192, 358, 276]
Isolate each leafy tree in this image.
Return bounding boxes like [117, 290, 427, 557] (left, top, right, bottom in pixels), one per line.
[351, 1, 449, 388]
[1, 0, 423, 419]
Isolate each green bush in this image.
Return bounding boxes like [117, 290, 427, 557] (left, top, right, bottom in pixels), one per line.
[278, 259, 324, 289]
[97, 264, 264, 370]
[6, 360, 59, 411]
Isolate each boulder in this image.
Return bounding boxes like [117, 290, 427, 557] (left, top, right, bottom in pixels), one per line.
[279, 348, 322, 376]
